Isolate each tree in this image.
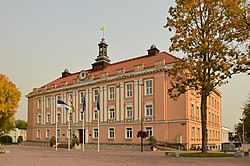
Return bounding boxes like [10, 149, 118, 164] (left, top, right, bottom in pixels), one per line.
[165, 0, 250, 153]
[235, 92, 250, 143]
[15, 119, 28, 130]
[0, 74, 21, 135]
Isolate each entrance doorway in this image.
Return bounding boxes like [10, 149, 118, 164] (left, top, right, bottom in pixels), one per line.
[79, 129, 86, 144]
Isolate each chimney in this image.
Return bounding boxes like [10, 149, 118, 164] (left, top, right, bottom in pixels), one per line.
[62, 69, 71, 78]
[147, 44, 159, 56]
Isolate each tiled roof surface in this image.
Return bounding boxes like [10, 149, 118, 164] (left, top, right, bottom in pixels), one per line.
[37, 52, 179, 92]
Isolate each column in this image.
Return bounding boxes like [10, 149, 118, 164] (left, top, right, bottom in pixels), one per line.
[100, 86, 104, 122]
[89, 88, 92, 123]
[103, 86, 107, 122]
[86, 89, 89, 122]
[116, 84, 120, 122]
[52, 95, 55, 124]
[75, 91, 79, 124]
[120, 82, 124, 121]
[138, 79, 143, 120]
[134, 80, 139, 120]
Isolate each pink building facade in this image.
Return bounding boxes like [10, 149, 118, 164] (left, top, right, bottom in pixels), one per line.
[26, 39, 222, 150]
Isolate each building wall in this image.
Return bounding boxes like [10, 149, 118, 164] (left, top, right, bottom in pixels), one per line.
[26, 53, 223, 149]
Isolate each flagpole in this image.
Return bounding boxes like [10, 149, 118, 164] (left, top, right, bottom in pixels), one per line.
[56, 109, 58, 151]
[82, 111, 85, 152]
[68, 111, 70, 152]
[98, 110, 100, 152]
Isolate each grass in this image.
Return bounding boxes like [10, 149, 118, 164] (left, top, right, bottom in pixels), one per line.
[167, 152, 234, 157]
[0, 152, 5, 154]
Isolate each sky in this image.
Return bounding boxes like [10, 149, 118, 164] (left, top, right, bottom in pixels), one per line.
[0, 0, 249, 131]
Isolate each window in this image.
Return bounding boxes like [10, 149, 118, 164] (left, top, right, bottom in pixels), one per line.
[210, 130, 212, 140]
[56, 96, 61, 102]
[46, 130, 50, 138]
[37, 113, 41, 124]
[108, 128, 115, 139]
[197, 128, 200, 140]
[68, 93, 73, 102]
[47, 97, 51, 108]
[94, 89, 99, 102]
[126, 83, 133, 98]
[196, 105, 200, 118]
[126, 128, 132, 139]
[57, 129, 61, 138]
[212, 113, 214, 124]
[145, 127, 152, 138]
[93, 128, 98, 138]
[126, 106, 133, 118]
[80, 108, 84, 121]
[93, 110, 98, 120]
[37, 99, 41, 109]
[145, 80, 153, 95]
[80, 92, 84, 103]
[109, 86, 115, 100]
[57, 111, 61, 122]
[109, 108, 115, 119]
[36, 130, 41, 138]
[191, 103, 194, 117]
[69, 112, 72, 121]
[46, 112, 51, 123]
[145, 104, 153, 116]
[192, 127, 195, 140]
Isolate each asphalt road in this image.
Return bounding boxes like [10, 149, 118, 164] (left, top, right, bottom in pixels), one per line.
[0, 145, 249, 166]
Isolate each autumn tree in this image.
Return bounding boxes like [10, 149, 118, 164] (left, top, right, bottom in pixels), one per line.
[235, 92, 250, 143]
[165, 0, 250, 153]
[0, 74, 21, 135]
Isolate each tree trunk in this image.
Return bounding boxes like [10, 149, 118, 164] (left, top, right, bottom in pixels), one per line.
[201, 91, 208, 153]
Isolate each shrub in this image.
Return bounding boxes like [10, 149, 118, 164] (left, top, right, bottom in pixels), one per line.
[17, 136, 23, 144]
[0, 135, 12, 144]
[49, 136, 56, 147]
[148, 136, 157, 150]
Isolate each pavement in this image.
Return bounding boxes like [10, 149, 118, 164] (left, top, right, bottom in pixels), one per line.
[0, 145, 249, 166]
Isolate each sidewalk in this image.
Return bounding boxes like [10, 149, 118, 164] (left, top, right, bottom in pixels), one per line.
[0, 145, 249, 166]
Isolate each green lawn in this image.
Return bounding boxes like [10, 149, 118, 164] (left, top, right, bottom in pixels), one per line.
[167, 152, 234, 157]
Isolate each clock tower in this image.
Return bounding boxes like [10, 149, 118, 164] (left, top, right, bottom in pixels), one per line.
[92, 38, 111, 70]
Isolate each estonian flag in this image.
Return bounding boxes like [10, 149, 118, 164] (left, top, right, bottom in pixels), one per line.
[82, 96, 86, 112]
[57, 98, 72, 110]
[97, 94, 100, 111]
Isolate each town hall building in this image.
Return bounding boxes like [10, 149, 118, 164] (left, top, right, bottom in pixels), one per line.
[26, 38, 223, 150]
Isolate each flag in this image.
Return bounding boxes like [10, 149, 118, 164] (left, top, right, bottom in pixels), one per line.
[70, 100, 75, 112]
[97, 94, 100, 111]
[57, 98, 71, 110]
[101, 26, 104, 32]
[82, 96, 86, 112]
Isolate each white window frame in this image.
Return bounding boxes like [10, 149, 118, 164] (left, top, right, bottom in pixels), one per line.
[145, 103, 153, 117]
[192, 127, 195, 140]
[144, 79, 153, 95]
[37, 113, 41, 124]
[57, 110, 61, 122]
[191, 103, 194, 117]
[80, 108, 84, 121]
[57, 129, 61, 138]
[46, 97, 51, 108]
[108, 128, 115, 139]
[126, 106, 133, 118]
[93, 109, 98, 120]
[80, 92, 84, 103]
[109, 108, 115, 119]
[46, 129, 50, 138]
[46, 112, 51, 123]
[93, 89, 99, 102]
[196, 104, 200, 118]
[68, 93, 73, 102]
[36, 130, 41, 138]
[37, 99, 41, 109]
[125, 83, 133, 98]
[93, 128, 98, 138]
[125, 127, 133, 139]
[108, 86, 115, 100]
[145, 126, 153, 138]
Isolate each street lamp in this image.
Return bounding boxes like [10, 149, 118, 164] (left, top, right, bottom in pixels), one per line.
[242, 115, 245, 152]
[140, 83, 144, 152]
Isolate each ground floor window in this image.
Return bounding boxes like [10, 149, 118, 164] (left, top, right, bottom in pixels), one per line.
[93, 128, 98, 138]
[125, 128, 132, 139]
[108, 128, 115, 139]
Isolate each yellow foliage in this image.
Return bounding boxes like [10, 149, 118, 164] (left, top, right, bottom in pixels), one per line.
[0, 74, 21, 134]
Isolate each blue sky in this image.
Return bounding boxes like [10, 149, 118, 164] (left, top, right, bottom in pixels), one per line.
[0, 0, 249, 131]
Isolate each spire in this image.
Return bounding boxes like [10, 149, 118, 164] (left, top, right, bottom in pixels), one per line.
[92, 38, 111, 70]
